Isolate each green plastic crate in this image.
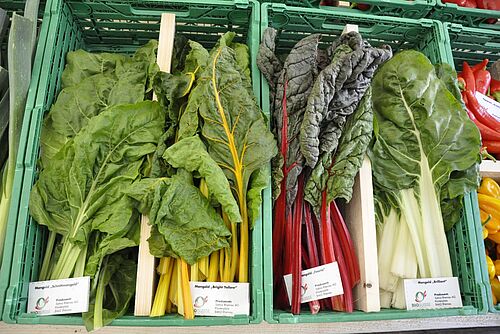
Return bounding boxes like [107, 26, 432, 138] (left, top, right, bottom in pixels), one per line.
[265, 0, 435, 19]
[431, 1, 500, 31]
[3, 0, 265, 326]
[260, 2, 489, 324]
[443, 23, 500, 313]
[0, 0, 50, 320]
[444, 23, 500, 71]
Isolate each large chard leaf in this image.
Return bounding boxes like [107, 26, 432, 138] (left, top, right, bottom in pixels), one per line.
[162, 135, 241, 223]
[276, 34, 320, 208]
[300, 32, 391, 169]
[40, 42, 159, 167]
[299, 38, 356, 168]
[369, 51, 481, 277]
[187, 32, 277, 225]
[369, 51, 480, 198]
[128, 172, 231, 264]
[257, 28, 282, 97]
[304, 87, 373, 210]
[29, 101, 164, 250]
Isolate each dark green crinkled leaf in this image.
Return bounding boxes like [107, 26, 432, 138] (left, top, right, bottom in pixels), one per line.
[131, 174, 231, 264]
[29, 101, 164, 248]
[171, 35, 190, 74]
[300, 32, 392, 169]
[327, 87, 373, 203]
[257, 28, 283, 95]
[299, 41, 354, 168]
[163, 135, 242, 223]
[271, 33, 321, 208]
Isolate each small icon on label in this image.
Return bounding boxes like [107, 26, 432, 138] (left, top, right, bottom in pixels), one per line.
[35, 297, 49, 312]
[301, 284, 308, 296]
[194, 296, 208, 308]
[415, 291, 427, 303]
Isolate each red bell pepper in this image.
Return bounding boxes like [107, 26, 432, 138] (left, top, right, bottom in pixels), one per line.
[472, 59, 489, 73]
[476, 69, 492, 95]
[465, 90, 500, 132]
[483, 140, 500, 154]
[463, 62, 476, 93]
[477, 0, 500, 10]
[465, 107, 500, 141]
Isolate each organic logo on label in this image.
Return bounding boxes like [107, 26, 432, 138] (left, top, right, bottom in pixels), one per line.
[35, 297, 49, 311]
[194, 296, 208, 308]
[301, 284, 308, 296]
[415, 291, 427, 303]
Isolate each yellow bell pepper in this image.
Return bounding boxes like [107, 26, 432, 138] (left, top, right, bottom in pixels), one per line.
[483, 226, 489, 239]
[495, 260, 500, 276]
[489, 231, 500, 244]
[479, 177, 500, 199]
[493, 288, 498, 305]
[480, 210, 500, 233]
[491, 278, 500, 304]
[487, 255, 496, 279]
[478, 193, 500, 212]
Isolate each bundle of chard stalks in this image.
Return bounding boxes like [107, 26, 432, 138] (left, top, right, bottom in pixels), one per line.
[258, 29, 392, 314]
[29, 32, 276, 330]
[144, 32, 276, 319]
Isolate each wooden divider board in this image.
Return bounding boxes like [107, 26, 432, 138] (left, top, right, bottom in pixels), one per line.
[339, 23, 380, 312]
[134, 13, 176, 316]
[343, 156, 380, 312]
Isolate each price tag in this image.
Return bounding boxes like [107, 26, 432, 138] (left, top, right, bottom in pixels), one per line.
[27, 277, 90, 315]
[189, 282, 249, 317]
[283, 262, 344, 304]
[404, 277, 462, 310]
[475, 92, 500, 121]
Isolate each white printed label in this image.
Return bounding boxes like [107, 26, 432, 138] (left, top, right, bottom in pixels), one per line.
[283, 262, 344, 304]
[28, 277, 90, 316]
[476, 92, 500, 121]
[404, 277, 462, 310]
[189, 282, 249, 317]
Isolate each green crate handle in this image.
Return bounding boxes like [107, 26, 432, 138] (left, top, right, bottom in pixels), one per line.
[129, 0, 250, 16]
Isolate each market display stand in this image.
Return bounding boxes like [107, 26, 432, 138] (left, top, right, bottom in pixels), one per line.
[1, 314, 499, 334]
